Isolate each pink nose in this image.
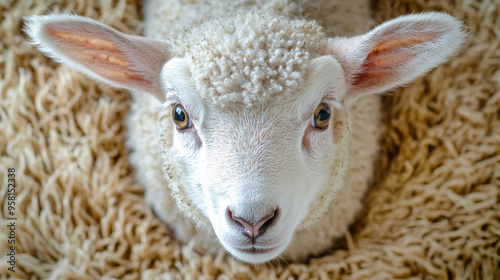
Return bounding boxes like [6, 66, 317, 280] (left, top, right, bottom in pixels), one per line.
[228, 208, 278, 243]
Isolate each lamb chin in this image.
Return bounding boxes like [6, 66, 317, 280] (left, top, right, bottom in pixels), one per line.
[219, 236, 291, 264]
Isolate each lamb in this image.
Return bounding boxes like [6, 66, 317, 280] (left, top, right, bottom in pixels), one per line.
[24, 0, 467, 264]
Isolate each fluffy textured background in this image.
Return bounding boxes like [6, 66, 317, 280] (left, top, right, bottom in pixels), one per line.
[1, 0, 499, 279]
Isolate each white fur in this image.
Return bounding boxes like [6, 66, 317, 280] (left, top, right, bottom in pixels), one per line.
[25, 1, 467, 264]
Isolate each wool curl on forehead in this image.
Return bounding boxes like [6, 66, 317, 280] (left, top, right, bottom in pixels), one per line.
[171, 12, 330, 108]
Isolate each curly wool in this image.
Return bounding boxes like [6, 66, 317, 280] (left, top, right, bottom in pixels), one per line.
[172, 12, 329, 107]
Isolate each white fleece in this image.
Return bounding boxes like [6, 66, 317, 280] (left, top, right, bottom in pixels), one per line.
[128, 0, 381, 261]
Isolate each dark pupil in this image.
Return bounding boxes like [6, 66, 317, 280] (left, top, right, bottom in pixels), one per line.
[317, 108, 330, 122]
[174, 107, 186, 122]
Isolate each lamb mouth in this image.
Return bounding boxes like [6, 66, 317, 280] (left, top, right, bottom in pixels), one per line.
[235, 245, 279, 254]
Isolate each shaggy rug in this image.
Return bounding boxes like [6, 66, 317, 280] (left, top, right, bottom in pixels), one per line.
[1, 0, 498, 279]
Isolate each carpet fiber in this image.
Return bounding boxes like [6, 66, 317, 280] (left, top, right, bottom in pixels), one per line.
[1, 0, 499, 279]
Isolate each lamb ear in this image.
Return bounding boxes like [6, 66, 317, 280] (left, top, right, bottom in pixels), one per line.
[24, 14, 170, 101]
[331, 12, 467, 102]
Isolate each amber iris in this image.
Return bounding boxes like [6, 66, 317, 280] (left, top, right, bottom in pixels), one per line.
[172, 104, 191, 130]
[312, 103, 331, 129]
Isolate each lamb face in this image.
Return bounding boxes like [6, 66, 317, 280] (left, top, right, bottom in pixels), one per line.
[153, 15, 355, 262]
[25, 11, 467, 264]
[158, 54, 349, 262]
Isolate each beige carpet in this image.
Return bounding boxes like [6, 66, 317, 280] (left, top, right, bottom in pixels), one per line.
[1, 0, 499, 279]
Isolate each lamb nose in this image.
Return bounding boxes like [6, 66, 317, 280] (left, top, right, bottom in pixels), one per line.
[228, 208, 278, 243]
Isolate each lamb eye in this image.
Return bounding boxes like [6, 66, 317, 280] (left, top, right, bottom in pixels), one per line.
[312, 102, 331, 129]
[172, 104, 191, 130]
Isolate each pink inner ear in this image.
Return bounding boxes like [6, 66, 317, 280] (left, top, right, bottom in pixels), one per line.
[352, 35, 434, 90]
[369, 35, 433, 56]
[46, 26, 150, 88]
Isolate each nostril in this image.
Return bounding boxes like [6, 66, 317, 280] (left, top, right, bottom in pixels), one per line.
[261, 208, 279, 233]
[227, 208, 279, 243]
